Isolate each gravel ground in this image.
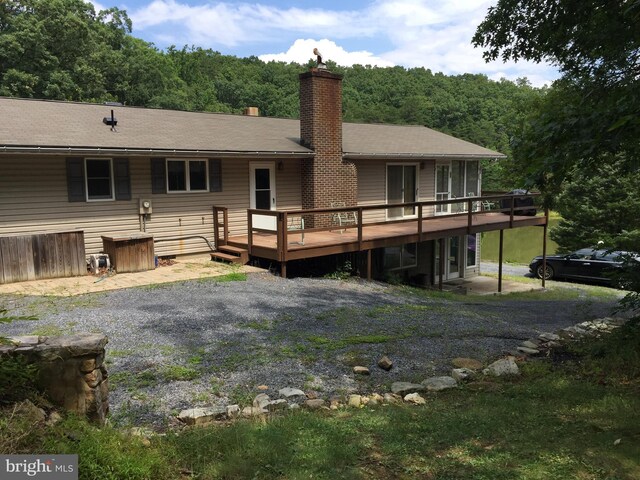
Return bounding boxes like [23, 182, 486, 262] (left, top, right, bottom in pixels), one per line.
[0, 273, 620, 428]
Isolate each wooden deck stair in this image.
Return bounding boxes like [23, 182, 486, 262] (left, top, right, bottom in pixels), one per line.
[210, 245, 249, 265]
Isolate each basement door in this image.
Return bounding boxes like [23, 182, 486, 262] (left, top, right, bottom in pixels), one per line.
[250, 162, 277, 231]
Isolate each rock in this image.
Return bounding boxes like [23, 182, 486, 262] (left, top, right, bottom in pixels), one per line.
[539, 332, 560, 342]
[370, 393, 384, 404]
[177, 406, 227, 425]
[377, 356, 393, 371]
[289, 403, 300, 410]
[367, 396, 379, 406]
[46, 411, 63, 426]
[253, 393, 270, 409]
[348, 394, 362, 408]
[266, 399, 288, 412]
[329, 397, 341, 410]
[517, 346, 540, 355]
[451, 357, 483, 370]
[304, 399, 325, 409]
[35, 334, 108, 361]
[521, 340, 540, 349]
[257, 385, 269, 391]
[451, 368, 475, 382]
[391, 381, 424, 396]
[361, 396, 370, 405]
[421, 376, 457, 391]
[241, 406, 266, 417]
[226, 404, 240, 418]
[10, 335, 42, 346]
[403, 393, 426, 405]
[278, 387, 305, 399]
[353, 366, 370, 375]
[383, 393, 401, 404]
[16, 400, 46, 423]
[483, 358, 519, 377]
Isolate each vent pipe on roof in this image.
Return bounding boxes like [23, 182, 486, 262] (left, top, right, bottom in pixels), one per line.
[103, 109, 117, 131]
[243, 107, 259, 116]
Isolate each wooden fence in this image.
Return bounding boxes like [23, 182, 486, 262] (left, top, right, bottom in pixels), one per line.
[0, 231, 86, 284]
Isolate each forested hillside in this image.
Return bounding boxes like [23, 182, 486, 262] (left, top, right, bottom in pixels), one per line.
[0, 0, 545, 189]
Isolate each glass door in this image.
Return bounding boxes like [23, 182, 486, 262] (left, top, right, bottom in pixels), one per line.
[435, 163, 450, 214]
[250, 163, 276, 230]
[387, 164, 417, 219]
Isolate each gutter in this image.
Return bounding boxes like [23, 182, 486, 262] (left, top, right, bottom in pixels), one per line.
[0, 146, 315, 158]
[343, 152, 507, 160]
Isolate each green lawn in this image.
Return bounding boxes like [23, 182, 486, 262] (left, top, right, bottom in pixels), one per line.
[481, 214, 560, 264]
[2, 317, 639, 479]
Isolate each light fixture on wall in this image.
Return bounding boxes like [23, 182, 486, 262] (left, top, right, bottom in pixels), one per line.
[278, 161, 284, 171]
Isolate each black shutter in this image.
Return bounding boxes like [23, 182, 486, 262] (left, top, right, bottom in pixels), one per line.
[66, 157, 85, 202]
[209, 158, 222, 192]
[113, 158, 131, 200]
[151, 158, 166, 194]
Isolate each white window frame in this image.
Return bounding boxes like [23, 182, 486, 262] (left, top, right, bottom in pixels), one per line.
[85, 158, 114, 202]
[166, 158, 209, 193]
[433, 160, 481, 214]
[385, 162, 420, 220]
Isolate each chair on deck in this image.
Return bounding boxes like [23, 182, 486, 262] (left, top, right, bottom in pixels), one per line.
[331, 202, 358, 232]
[287, 216, 304, 245]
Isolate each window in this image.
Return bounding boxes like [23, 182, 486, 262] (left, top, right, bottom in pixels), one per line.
[167, 159, 208, 192]
[384, 243, 418, 270]
[387, 164, 418, 219]
[466, 234, 478, 267]
[85, 159, 113, 201]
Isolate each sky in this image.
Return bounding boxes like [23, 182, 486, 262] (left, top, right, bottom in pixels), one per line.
[90, 0, 559, 87]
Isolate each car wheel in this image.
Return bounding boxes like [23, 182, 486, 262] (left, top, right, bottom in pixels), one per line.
[536, 264, 554, 280]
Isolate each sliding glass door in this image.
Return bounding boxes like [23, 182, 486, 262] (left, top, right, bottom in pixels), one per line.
[387, 164, 418, 219]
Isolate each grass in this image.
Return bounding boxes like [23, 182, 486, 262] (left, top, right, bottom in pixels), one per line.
[1, 318, 639, 479]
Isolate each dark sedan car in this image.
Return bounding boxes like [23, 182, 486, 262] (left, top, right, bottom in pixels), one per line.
[529, 248, 638, 284]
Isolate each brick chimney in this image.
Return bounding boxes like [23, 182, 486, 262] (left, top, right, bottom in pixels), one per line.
[299, 69, 357, 219]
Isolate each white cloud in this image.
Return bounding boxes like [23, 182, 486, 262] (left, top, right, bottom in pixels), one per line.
[259, 39, 394, 67]
[128, 0, 558, 86]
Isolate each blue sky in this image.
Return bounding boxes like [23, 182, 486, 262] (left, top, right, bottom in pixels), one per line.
[91, 0, 559, 86]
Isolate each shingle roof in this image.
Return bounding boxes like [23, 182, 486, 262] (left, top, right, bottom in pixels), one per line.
[0, 97, 503, 158]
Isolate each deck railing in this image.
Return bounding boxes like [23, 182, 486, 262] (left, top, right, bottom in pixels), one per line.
[242, 193, 540, 262]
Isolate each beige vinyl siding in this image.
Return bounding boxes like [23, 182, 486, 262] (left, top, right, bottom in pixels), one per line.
[356, 159, 435, 223]
[0, 155, 302, 258]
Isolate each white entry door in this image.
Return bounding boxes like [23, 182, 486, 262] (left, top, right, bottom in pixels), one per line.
[435, 237, 461, 280]
[250, 162, 276, 231]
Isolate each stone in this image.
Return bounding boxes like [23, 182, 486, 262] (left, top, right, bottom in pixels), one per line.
[278, 387, 305, 399]
[383, 393, 401, 404]
[177, 406, 227, 425]
[391, 381, 424, 396]
[377, 356, 393, 371]
[370, 393, 384, 404]
[226, 404, 240, 418]
[304, 399, 325, 409]
[242, 406, 266, 417]
[83, 369, 103, 388]
[539, 333, 560, 342]
[266, 399, 288, 412]
[451, 357, 483, 370]
[46, 411, 63, 426]
[289, 403, 300, 410]
[348, 394, 362, 408]
[257, 385, 269, 391]
[522, 340, 540, 349]
[403, 393, 426, 405]
[421, 376, 457, 391]
[353, 366, 370, 375]
[451, 368, 475, 382]
[16, 400, 46, 423]
[10, 335, 42, 346]
[35, 334, 108, 361]
[483, 358, 520, 377]
[253, 393, 270, 409]
[517, 346, 540, 355]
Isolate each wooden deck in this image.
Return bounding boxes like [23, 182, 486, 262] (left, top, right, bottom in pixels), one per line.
[215, 195, 547, 264]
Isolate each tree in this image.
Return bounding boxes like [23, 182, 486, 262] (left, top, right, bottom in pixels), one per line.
[474, 0, 640, 311]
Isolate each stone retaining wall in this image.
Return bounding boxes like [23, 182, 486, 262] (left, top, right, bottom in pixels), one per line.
[0, 333, 109, 424]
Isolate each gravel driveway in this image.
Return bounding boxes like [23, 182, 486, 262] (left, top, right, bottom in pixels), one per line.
[0, 273, 619, 427]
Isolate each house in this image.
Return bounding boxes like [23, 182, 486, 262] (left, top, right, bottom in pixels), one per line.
[0, 68, 546, 285]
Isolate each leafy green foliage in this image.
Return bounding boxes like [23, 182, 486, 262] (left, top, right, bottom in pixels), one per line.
[0, 356, 39, 403]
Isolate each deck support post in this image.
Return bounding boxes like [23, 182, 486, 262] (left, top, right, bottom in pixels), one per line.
[281, 261, 287, 278]
[498, 229, 504, 293]
[542, 208, 549, 288]
[366, 249, 372, 281]
[438, 239, 444, 291]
